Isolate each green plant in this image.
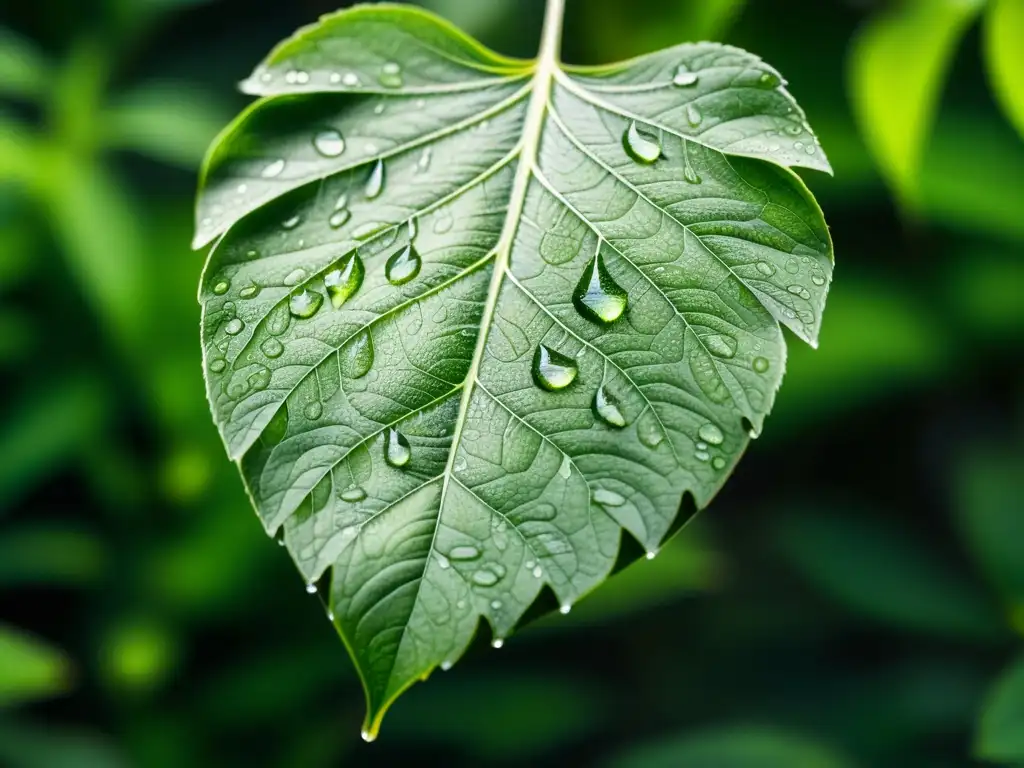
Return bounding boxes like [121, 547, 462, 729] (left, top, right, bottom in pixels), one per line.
[193, 0, 833, 738]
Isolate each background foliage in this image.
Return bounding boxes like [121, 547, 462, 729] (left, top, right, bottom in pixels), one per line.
[0, 0, 1021, 765]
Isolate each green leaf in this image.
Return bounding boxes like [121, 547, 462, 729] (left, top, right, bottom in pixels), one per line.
[848, 0, 982, 209]
[985, 0, 1024, 140]
[976, 654, 1024, 762]
[0, 27, 50, 102]
[0, 625, 73, 706]
[193, 2, 833, 737]
[606, 725, 857, 768]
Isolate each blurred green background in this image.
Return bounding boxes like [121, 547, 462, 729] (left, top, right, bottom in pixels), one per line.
[0, 0, 1022, 765]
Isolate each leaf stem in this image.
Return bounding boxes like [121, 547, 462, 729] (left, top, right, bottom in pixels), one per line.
[538, 0, 566, 63]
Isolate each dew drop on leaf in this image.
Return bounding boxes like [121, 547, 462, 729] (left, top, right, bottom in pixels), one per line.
[303, 401, 323, 420]
[209, 358, 226, 373]
[573, 251, 628, 324]
[282, 214, 302, 230]
[340, 486, 366, 502]
[686, 104, 702, 127]
[703, 333, 737, 359]
[261, 337, 284, 358]
[284, 268, 306, 286]
[593, 488, 626, 507]
[313, 129, 345, 157]
[637, 409, 665, 448]
[289, 289, 323, 319]
[698, 422, 724, 445]
[341, 331, 374, 379]
[385, 245, 422, 285]
[261, 159, 285, 178]
[224, 318, 244, 336]
[329, 209, 351, 229]
[753, 356, 770, 373]
[324, 251, 364, 308]
[213, 280, 230, 295]
[378, 61, 403, 88]
[672, 65, 698, 87]
[364, 159, 385, 199]
[593, 384, 627, 427]
[712, 456, 727, 470]
[532, 344, 578, 391]
[756, 261, 776, 276]
[472, 568, 499, 587]
[384, 428, 411, 468]
[449, 545, 480, 561]
[239, 284, 260, 299]
[623, 120, 661, 163]
[758, 71, 781, 88]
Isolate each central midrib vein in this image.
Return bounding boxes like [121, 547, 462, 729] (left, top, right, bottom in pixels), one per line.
[435, 0, 565, 513]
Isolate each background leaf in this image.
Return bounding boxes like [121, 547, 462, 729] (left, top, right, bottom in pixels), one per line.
[985, 0, 1024, 140]
[976, 654, 1024, 762]
[0, 625, 73, 706]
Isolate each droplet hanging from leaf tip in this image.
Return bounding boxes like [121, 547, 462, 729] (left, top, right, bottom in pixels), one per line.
[532, 344, 578, 391]
[623, 121, 661, 163]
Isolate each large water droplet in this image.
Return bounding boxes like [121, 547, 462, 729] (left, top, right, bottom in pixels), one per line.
[313, 129, 345, 157]
[224, 318, 245, 336]
[239, 284, 260, 299]
[637, 410, 665, 448]
[364, 159, 385, 199]
[704, 334, 737, 359]
[378, 62, 403, 88]
[593, 488, 626, 507]
[329, 206, 351, 229]
[755, 261, 776, 276]
[573, 251, 628, 324]
[324, 252, 364, 309]
[289, 289, 323, 319]
[472, 569, 499, 587]
[261, 337, 284, 358]
[752, 356, 770, 373]
[449, 544, 480, 561]
[811, 274, 826, 286]
[341, 486, 366, 502]
[593, 385, 627, 428]
[673, 65, 699, 87]
[342, 331, 374, 378]
[532, 344, 578, 391]
[385, 245, 422, 285]
[303, 401, 323, 420]
[623, 120, 661, 163]
[698, 423, 724, 445]
[261, 159, 285, 178]
[384, 428, 411, 468]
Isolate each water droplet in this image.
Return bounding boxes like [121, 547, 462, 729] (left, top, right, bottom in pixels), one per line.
[327, 610, 335, 621]
[329, 72, 341, 84]
[361, 729, 375, 743]
[352, 221, 388, 240]
[261, 337, 284, 358]
[433, 210, 454, 234]
[342, 331, 374, 378]
[787, 284, 811, 300]
[453, 455, 467, 472]
[623, 120, 661, 163]
[364, 159, 385, 199]
[491, 638, 504, 649]
[490, 599, 502, 610]
[686, 104, 702, 127]
[752, 356, 770, 373]
[436, 554, 451, 570]
[472, 569, 499, 587]
[532, 344, 578, 391]
[703, 334, 737, 359]
[341, 486, 366, 502]
[594, 488, 626, 508]
[449, 545, 480, 561]
[645, 550, 657, 560]
[532, 564, 543, 578]
[324, 252, 364, 309]
[698, 423, 724, 445]
[342, 72, 360, 87]
[210, 358, 226, 373]
[786, 123, 803, 136]
[289, 289, 323, 319]
[784, 257, 800, 275]
[811, 274, 826, 286]
[440, 660, 453, 671]
[282, 214, 302, 230]
[313, 129, 345, 157]
[637, 410, 665, 448]
[384, 428, 411, 468]
[373, 102, 385, 115]
[683, 159, 702, 185]
[213, 280, 230, 295]
[558, 454, 572, 479]
[559, 604, 572, 615]
[224, 318, 244, 336]
[303, 401, 323, 420]
[417, 147, 432, 172]
[593, 385, 627, 427]
[261, 159, 285, 178]
[673, 65, 699, 87]
[239, 284, 260, 299]
[328, 208, 351, 229]
[712, 456, 727, 470]
[573, 251, 628, 324]
[695, 450, 710, 462]
[758, 71, 781, 88]
[378, 61, 403, 88]
[755, 261, 776, 276]
[385, 245, 422, 285]
[305, 582, 317, 594]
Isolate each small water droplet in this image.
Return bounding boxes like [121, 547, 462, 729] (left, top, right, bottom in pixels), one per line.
[224, 318, 244, 336]
[811, 274, 826, 286]
[637, 410, 665, 448]
[313, 129, 345, 157]
[558, 454, 572, 479]
[752, 356, 770, 373]
[673, 65, 699, 87]
[532, 344, 578, 391]
[303, 401, 323, 420]
[213, 280, 230, 296]
[453, 455, 467, 472]
[328, 208, 351, 229]
[364, 159, 385, 199]
[373, 102, 385, 116]
[384, 428, 411, 468]
[327, 610, 335, 621]
[758, 71, 781, 88]
[490, 599, 502, 610]
[239, 284, 260, 299]
[282, 214, 302, 230]
[342, 331, 374, 378]
[559, 604, 572, 615]
[686, 104, 702, 127]
[573, 251, 628, 324]
[695, 450, 710, 462]
[341, 486, 366, 502]
[361, 729, 376, 743]
[712, 456, 727, 470]
[209, 358, 226, 373]
[532, 564, 543, 578]
[593, 385, 627, 428]
[698, 423, 724, 445]
[786, 123, 803, 136]
[284, 268, 306, 287]
[787, 284, 811, 300]
[385, 245, 422, 285]
[472, 569, 499, 587]
[441, 660, 453, 671]
[623, 120, 661, 163]
[329, 72, 341, 84]
[342, 72, 360, 87]
[324, 252, 364, 309]
[755, 261, 776, 276]
[437, 553, 451, 570]
[645, 550, 657, 560]
[593, 488, 626, 507]
[433, 209, 454, 234]
[261, 159, 285, 178]
[449, 545, 480, 561]
[261, 337, 284, 358]
[378, 61, 403, 88]
[305, 582, 317, 594]
[289, 289, 323, 319]
[491, 638, 504, 649]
